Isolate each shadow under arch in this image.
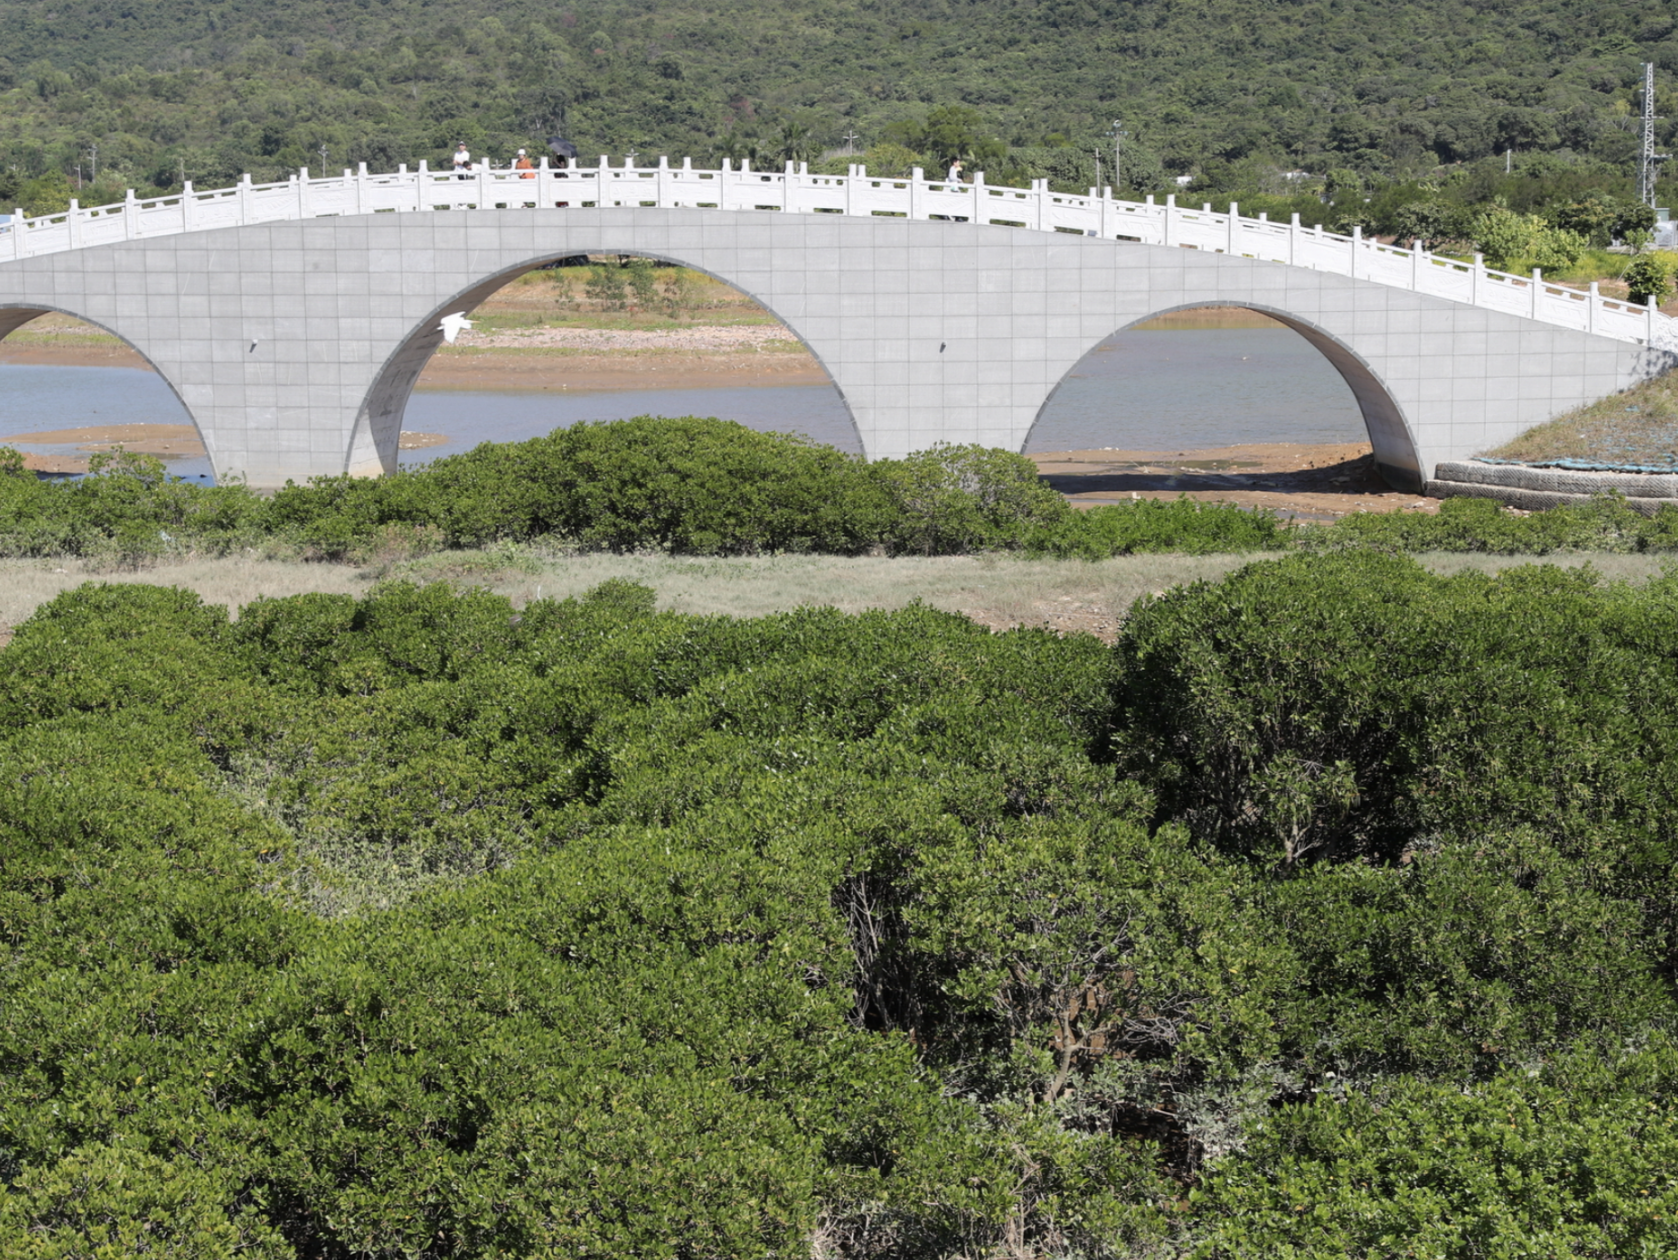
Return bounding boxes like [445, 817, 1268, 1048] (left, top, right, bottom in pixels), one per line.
[348, 252, 866, 478]
[1022, 301, 1424, 493]
[0, 303, 209, 470]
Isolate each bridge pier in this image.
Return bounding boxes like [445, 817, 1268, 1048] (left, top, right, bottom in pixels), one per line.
[1, 207, 1670, 490]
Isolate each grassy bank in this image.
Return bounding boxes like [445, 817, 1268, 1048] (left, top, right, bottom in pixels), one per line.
[1484, 369, 1678, 469]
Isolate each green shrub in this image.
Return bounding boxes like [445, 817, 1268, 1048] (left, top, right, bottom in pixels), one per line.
[1194, 1039, 1678, 1258]
[1111, 551, 1678, 875]
[1031, 496, 1288, 557]
[9, 569, 1678, 1253]
[874, 442, 1072, 553]
[1299, 491, 1657, 554]
[0, 1142, 290, 1259]
[1624, 251, 1678, 308]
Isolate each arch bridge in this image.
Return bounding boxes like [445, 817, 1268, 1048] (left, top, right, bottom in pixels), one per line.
[1, 158, 1672, 490]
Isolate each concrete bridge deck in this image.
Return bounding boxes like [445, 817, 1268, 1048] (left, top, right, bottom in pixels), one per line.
[1, 160, 1672, 490]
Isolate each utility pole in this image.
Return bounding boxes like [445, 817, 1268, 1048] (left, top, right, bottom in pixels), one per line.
[318, 144, 329, 171]
[842, 129, 860, 156]
[1111, 121, 1127, 193]
[89, 143, 97, 186]
[1640, 62, 1669, 208]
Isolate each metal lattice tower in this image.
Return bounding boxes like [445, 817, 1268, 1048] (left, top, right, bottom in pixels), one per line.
[1641, 62, 1664, 208]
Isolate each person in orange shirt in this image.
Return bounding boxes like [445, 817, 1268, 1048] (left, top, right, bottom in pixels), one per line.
[514, 149, 536, 179]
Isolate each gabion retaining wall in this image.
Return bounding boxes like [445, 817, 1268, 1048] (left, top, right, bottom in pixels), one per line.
[1426, 460, 1678, 514]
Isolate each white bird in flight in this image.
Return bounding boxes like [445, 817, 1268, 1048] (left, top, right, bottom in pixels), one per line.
[438, 312, 475, 344]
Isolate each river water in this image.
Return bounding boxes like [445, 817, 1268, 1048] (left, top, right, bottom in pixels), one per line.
[0, 327, 1365, 481]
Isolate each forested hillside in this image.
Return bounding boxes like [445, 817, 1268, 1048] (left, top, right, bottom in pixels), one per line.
[0, 0, 1674, 212]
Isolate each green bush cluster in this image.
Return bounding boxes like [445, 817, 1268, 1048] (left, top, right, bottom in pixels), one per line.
[0, 418, 1293, 563]
[15, 416, 1678, 568]
[5, 553, 1678, 1254]
[1295, 489, 1678, 554]
[1624, 251, 1678, 308]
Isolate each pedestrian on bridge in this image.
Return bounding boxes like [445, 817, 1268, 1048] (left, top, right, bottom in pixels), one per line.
[513, 148, 539, 207]
[452, 142, 472, 180]
[946, 159, 964, 184]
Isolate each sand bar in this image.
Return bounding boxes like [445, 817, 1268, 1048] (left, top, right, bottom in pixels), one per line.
[8, 423, 448, 474]
[1035, 442, 1439, 518]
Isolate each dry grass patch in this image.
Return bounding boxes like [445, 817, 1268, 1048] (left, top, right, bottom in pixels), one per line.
[0, 557, 371, 646]
[3, 550, 1672, 648]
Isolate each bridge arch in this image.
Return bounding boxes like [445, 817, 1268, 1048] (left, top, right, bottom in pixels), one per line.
[0, 304, 207, 469]
[1023, 301, 1422, 489]
[0, 207, 1662, 488]
[348, 251, 864, 478]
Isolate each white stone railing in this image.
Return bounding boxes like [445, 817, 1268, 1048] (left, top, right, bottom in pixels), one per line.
[1, 156, 1672, 351]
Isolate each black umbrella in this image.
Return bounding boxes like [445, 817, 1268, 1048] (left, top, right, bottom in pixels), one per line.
[547, 137, 579, 167]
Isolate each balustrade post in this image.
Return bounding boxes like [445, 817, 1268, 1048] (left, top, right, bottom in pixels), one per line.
[1227, 200, 1239, 254]
[1351, 224, 1362, 279]
[658, 154, 670, 207]
[67, 199, 80, 249]
[1589, 281, 1599, 334]
[1163, 193, 1176, 247]
[1099, 185, 1110, 237]
[600, 156, 613, 207]
[124, 189, 137, 240]
[845, 164, 855, 217]
[1288, 212, 1299, 265]
[8, 209, 21, 259]
[181, 181, 193, 232]
[536, 155, 550, 208]
[415, 160, 428, 211]
[1471, 253, 1483, 304]
[1530, 268, 1541, 319]
[296, 169, 308, 220]
[783, 159, 793, 211]
[238, 173, 251, 225]
[476, 163, 488, 209]
[972, 170, 985, 224]
[1411, 238, 1421, 289]
[356, 163, 368, 215]
[1649, 294, 1659, 344]
[910, 167, 925, 219]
